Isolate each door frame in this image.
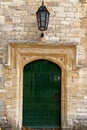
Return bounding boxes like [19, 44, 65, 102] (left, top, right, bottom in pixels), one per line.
[7, 43, 76, 130]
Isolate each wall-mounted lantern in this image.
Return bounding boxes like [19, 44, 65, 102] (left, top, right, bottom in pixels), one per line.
[36, 0, 50, 37]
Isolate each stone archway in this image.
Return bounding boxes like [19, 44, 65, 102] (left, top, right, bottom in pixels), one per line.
[5, 43, 77, 130]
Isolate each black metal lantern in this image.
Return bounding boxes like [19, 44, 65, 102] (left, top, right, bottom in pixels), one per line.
[36, 0, 50, 37]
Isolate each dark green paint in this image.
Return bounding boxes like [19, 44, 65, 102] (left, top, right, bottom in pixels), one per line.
[23, 60, 61, 128]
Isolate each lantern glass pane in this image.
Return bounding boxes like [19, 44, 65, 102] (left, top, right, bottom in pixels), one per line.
[36, 12, 41, 29]
[40, 12, 45, 30]
[38, 22, 40, 29]
[41, 16, 45, 22]
[41, 12, 45, 22]
[37, 14, 40, 22]
[41, 12, 45, 17]
[45, 13, 49, 28]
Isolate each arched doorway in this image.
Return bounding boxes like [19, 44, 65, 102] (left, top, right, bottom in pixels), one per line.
[22, 59, 61, 129]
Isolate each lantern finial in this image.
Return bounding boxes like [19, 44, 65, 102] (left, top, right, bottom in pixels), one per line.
[42, 0, 44, 5]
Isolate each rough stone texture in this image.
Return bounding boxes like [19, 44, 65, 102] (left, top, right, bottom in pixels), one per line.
[0, 0, 87, 130]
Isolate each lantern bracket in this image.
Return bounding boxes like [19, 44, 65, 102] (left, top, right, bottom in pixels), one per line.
[42, 0, 44, 5]
[41, 32, 44, 37]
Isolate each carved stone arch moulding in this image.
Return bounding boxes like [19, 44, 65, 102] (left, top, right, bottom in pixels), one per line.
[7, 43, 77, 69]
[5, 43, 77, 129]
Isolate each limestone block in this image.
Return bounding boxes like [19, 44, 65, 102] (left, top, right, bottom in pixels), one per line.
[81, 37, 87, 46]
[81, 17, 87, 28]
[84, 96, 87, 99]
[70, 0, 79, 3]
[64, 7, 77, 12]
[5, 16, 12, 23]
[66, 12, 75, 18]
[0, 16, 5, 24]
[81, 0, 87, 3]
[59, 2, 73, 7]
[56, 12, 66, 18]
[52, 7, 64, 12]
[2, 25, 13, 32]
[13, 17, 21, 23]
[47, 2, 59, 6]
[7, 91, 16, 98]
[0, 0, 13, 1]
[0, 92, 6, 98]
[5, 81, 12, 87]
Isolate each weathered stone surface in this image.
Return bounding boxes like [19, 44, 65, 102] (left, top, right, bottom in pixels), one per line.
[0, 0, 87, 129]
[81, 0, 87, 3]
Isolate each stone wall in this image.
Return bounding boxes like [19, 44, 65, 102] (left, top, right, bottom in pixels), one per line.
[0, 0, 87, 129]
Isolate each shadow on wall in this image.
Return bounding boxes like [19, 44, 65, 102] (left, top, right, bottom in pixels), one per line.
[72, 119, 87, 130]
[0, 114, 11, 130]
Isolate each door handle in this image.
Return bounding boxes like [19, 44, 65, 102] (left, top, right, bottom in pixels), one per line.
[55, 92, 61, 104]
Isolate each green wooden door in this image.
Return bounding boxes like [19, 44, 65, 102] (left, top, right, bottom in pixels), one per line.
[23, 59, 61, 129]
